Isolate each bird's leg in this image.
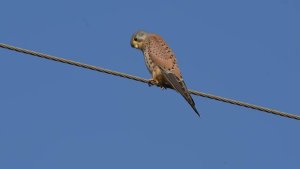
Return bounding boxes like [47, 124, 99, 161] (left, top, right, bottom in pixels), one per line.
[148, 78, 158, 87]
[148, 79, 166, 90]
[148, 76, 159, 87]
[148, 68, 160, 87]
[148, 67, 167, 90]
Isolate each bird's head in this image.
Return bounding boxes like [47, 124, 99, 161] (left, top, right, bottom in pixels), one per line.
[131, 31, 148, 50]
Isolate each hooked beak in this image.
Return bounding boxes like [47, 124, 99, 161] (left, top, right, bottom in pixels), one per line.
[131, 41, 138, 48]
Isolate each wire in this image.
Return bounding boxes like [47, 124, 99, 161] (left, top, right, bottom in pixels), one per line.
[1, 43, 299, 120]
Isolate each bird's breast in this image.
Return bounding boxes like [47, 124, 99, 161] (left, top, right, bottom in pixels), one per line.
[143, 51, 154, 73]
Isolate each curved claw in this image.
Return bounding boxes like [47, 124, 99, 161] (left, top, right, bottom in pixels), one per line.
[148, 81, 154, 87]
[148, 79, 158, 87]
[147, 79, 154, 87]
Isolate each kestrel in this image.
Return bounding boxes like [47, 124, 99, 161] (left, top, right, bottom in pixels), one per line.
[130, 31, 199, 116]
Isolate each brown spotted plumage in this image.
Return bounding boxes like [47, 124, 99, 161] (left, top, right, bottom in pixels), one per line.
[131, 31, 199, 116]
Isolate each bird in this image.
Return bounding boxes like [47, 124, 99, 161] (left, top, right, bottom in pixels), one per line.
[130, 31, 200, 116]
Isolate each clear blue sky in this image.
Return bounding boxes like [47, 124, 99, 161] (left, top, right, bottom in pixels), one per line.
[1, 0, 299, 168]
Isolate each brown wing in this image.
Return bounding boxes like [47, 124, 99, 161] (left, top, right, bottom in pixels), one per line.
[146, 34, 182, 79]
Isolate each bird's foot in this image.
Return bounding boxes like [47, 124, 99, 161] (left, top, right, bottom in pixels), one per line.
[148, 79, 159, 87]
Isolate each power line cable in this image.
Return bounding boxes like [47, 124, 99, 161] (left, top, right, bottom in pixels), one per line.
[1, 43, 299, 120]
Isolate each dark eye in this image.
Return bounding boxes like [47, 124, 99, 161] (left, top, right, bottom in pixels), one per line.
[134, 37, 138, 41]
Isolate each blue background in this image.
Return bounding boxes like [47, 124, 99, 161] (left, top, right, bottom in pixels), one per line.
[1, 0, 299, 168]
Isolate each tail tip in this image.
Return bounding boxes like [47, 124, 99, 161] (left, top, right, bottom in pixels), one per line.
[193, 107, 200, 117]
